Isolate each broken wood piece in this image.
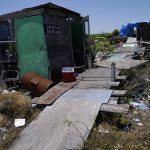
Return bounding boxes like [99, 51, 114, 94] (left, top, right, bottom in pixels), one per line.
[112, 90, 127, 96]
[116, 76, 127, 80]
[108, 97, 119, 105]
[100, 104, 129, 113]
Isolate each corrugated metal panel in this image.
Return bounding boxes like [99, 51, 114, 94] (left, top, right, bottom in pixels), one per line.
[14, 15, 49, 78]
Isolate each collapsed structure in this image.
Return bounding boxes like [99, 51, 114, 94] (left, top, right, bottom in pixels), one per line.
[0, 3, 91, 82]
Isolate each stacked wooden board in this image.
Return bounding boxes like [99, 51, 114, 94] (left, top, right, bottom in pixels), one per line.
[9, 65, 131, 150]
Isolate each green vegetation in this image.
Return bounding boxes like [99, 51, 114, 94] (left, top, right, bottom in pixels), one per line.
[90, 29, 119, 53]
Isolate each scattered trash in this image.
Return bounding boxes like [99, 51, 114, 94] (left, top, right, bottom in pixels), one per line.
[2, 90, 9, 94]
[10, 90, 17, 93]
[0, 127, 6, 134]
[133, 118, 140, 123]
[136, 122, 143, 126]
[129, 102, 149, 110]
[14, 119, 25, 127]
[98, 125, 109, 134]
[129, 102, 143, 107]
[99, 129, 109, 134]
[138, 104, 149, 110]
[133, 118, 143, 126]
[122, 125, 129, 132]
[133, 111, 138, 114]
[2, 133, 6, 141]
[134, 97, 144, 103]
[148, 95, 150, 101]
[32, 104, 37, 108]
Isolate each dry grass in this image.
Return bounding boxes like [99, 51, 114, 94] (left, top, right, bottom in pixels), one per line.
[0, 114, 7, 127]
[84, 121, 150, 150]
[120, 62, 150, 96]
[0, 92, 31, 119]
[0, 92, 42, 150]
[0, 127, 21, 150]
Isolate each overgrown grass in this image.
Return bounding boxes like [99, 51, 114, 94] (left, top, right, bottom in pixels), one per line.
[84, 122, 150, 150]
[0, 92, 31, 119]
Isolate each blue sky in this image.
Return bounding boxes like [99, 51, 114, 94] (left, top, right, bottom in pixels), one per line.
[1, 0, 150, 33]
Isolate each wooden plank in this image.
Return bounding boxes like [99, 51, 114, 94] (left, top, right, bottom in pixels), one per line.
[108, 97, 119, 105]
[116, 76, 127, 80]
[112, 90, 127, 96]
[32, 81, 80, 105]
[9, 89, 112, 150]
[100, 104, 129, 113]
[74, 81, 120, 89]
[79, 77, 112, 81]
[79, 67, 120, 78]
[95, 60, 147, 70]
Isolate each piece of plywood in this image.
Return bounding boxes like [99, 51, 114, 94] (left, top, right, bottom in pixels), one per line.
[32, 81, 80, 105]
[9, 89, 112, 150]
[95, 60, 147, 70]
[74, 81, 120, 89]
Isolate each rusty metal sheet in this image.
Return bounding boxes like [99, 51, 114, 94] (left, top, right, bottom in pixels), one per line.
[33, 80, 80, 105]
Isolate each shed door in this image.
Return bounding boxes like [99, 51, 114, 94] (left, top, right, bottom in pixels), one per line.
[44, 14, 73, 81]
[71, 21, 85, 66]
[14, 15, 49, 78]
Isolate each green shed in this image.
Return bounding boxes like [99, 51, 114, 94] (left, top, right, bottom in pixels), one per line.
[0, 3, 91, 82]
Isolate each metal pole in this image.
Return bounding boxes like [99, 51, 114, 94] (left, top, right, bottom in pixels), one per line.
[68, 15, 74, 66]
[82, 18, 86, 66]
[111, 62, 116, 82]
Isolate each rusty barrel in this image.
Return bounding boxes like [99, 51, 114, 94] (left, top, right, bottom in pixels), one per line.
[22, 72, 54, 96]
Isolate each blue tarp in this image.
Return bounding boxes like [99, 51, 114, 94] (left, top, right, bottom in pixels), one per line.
[119, 23, 138, 37]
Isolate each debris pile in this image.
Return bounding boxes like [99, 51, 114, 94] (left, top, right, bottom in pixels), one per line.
[84, 62, 150, 150]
